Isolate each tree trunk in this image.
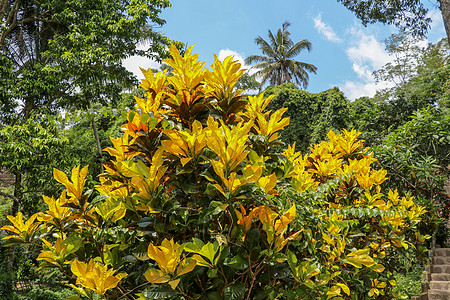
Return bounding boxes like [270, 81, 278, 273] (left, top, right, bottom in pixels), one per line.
[440, 0, 450, 45]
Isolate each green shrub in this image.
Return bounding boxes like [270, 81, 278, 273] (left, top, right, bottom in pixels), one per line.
[25, 287, 76, 300]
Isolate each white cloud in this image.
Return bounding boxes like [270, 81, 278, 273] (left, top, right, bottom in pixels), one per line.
[218, 49, 259, 76]
[338, 26, 395, 100]
[218, 49, 246, 68]
[340, 79, 392, 100]
[313, 14, 343, 43]
[351, 63, 373, 82]
[346, 27, 391, 70]
[428, 9, 445, 33]
[427, 9, 446, 43]
[121, 41, 161, 80]
[122, 55, 161, 80]
[340, 81, 377, 100]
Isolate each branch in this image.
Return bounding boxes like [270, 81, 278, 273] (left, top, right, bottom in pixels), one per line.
[21, 17, 58, 24]
[0, 0, 20, 48]
[44, 64, 98, 108]
[0, 190, 19, 202]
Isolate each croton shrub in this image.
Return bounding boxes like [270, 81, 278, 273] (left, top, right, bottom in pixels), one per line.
[2, 46, 429, 299]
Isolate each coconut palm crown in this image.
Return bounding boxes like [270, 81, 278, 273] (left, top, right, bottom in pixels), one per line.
[245, 22, 317, 88]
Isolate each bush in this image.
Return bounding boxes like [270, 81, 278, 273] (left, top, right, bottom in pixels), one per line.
[25, 286, 76, 300]
[2, 46, 430, 299]
[393, 264, 424, 299]
[0, 271, 15, 299]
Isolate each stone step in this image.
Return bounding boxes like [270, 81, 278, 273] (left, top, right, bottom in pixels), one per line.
[433, 256, 450, 264]
[429, 281, 450, 290]
[411, 292, 427, 300]
[431, 265, 450, 273]
[427, 290, 450, 300]
[412, 290, 450, 300]
[431, 273, 450, 281]
[434, 248, 450, 257]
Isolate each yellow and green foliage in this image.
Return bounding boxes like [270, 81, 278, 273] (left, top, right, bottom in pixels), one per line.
[2, 45, 429, 299]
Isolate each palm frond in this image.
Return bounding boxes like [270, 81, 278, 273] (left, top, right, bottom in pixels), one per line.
[245, 54, 273, 65]
[267, 30, 280, 53]
[285, 39, 312, 58]
[254, 36, 277, 58]
[293, 61, 318, 74]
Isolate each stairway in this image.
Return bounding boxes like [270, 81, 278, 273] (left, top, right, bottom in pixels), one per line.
[412, 248, 450, 300]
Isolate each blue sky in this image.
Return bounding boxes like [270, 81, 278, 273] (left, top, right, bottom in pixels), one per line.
[123, 0, 446, 100]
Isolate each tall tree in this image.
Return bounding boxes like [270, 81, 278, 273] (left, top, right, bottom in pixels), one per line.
[337, 0, 450, 45]
[0, 0, 179, 209]
[373, 30, 427, 87]
[245, 22, 317, 88]
[0, 0, 178, 123]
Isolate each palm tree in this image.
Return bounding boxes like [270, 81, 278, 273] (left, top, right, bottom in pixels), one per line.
[245, 22, 317, 88]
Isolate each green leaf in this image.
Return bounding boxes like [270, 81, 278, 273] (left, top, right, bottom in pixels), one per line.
[206, 292, 221, 300]
[86, 111, 93, 122]
[253, 289, 272, 300]
[140, 285, 179, 299]
[224, 283, 246, 300]
[210, 201, 228, 216]
[141, 113, 150, 124]
[287, 250, 297, 271]
[62, 235, 83, 255]
[201, 242, 219, 264]
[121, 110, 128, 121]
[270, 263, 290, 279]
[207, 268, 218, 278]
[87, 194, 107, 210]
[2, 237, 26, 246]
[128, 111, 135, 122]
[61, 202, 81, 210]
[215, 244, 230, 265]
[245, 228, 260, 250]
[138, 217, 154, 228]
[149, 117, 158, 129]
[224, 255, 248, 270]
[184, 238, 205, 253]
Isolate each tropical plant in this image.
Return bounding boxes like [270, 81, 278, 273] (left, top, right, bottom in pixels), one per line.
[2, 46, 430, 299]
[245, 22, 317, 88]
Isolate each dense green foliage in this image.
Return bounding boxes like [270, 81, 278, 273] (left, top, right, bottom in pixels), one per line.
[265, 84, 350, 152]
[374, 108, 450, 245]
[336, 0, 449, 42]
[0, 119, 69, 215]
[0, 0, 178, 121]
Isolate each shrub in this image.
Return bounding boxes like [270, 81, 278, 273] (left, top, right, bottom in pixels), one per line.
[0, 271, 15, 299]
[25, 286, 77, 300]
[2, 46, 429, 299]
